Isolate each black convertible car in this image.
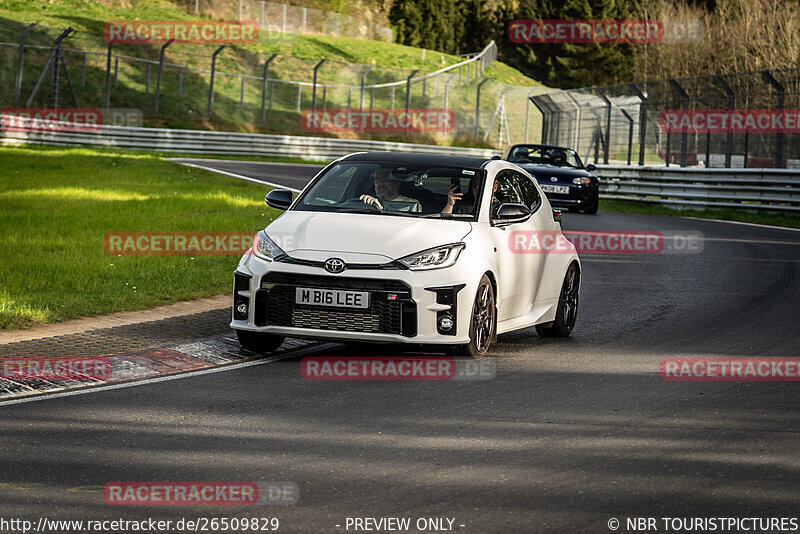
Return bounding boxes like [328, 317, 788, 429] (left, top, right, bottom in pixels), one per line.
[504, 144, 599, 214]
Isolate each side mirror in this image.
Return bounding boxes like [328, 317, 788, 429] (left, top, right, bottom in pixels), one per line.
[585, 164, 596, 172]
[552, 208, 562, 223]
[493, 203, 531, 224]
[265, 189, 293, 210]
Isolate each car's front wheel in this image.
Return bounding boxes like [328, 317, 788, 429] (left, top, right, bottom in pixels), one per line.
[448, 275, 495, 358]
[536, 262, 579, 338]
[235, 329, 285, 354]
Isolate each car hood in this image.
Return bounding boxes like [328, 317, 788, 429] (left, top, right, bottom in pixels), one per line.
[264, 211, 472, 263]
[517, 164, 593, 184]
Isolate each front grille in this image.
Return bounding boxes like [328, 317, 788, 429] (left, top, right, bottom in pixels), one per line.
[291, 308, 382, 332]
[256, 274, 416, 336]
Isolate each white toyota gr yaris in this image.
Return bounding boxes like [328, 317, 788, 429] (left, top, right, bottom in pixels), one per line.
[231, 152, 581, 357]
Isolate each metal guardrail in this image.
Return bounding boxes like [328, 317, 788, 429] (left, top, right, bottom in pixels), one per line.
[4, 117, 795, 212]
[596, 165, 800, 212]
[0, 117, 502, 160]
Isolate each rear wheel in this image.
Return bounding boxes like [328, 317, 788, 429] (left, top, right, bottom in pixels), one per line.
[448, 275, 495, 358]
[536, 263, 579, 338]
[235, 329, 285, 354]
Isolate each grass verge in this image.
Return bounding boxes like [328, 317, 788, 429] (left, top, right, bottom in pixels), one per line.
[0, 145, 281, 329]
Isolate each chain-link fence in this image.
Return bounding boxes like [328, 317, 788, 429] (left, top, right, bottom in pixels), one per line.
[532, 69, 800, 169]
[181, 0, 392, 42]
[0, 18, 545, 147]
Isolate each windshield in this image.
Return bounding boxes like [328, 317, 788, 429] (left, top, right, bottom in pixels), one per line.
[508, 145, 583, 169]
[294, 162, 485, 220]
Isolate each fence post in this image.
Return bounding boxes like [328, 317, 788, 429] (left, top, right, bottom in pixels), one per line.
[322, 86, 327, 110]
[260, 1, 265, 28]
[26, 28, 72, 108]
[370, 87, 374, 112]
[296, 85, 301, 112]
[564, 92, 583, 154]
[530, 96, 548, 144]
[667, 78, 689, 167]
[206, 45, 226, 116]
[238, 0, 243, 21]
[474, 78, 488, 138]
[311, 58, 326, 111]
[595, 88, 612, 165]
[281, 4, 287, 33]
[390, 86, 395, 109]
[239, 77, 245, 108]
[711, 75, 734, 168]
[178, 67, 184, 97]
[145, 63, 151, 93]
[302, 7, 307, 33]
[628, 82, 648, 166]
[620, 109, 634, 166]
[761, 70, 785, 168]
[80, 51, 86, 86]
[154, 39, 174, 113]
[104, 42, 113, 107]
[114, 57, 119, 88]
[405, 69, 418, 133]
[261, 53, 277, 122]
[524, 93, 531, 143]
[360, 65, 374, 112]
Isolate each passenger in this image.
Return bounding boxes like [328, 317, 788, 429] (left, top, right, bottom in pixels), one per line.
[441, 176, 480, 215]
[359, 167, 421, 212]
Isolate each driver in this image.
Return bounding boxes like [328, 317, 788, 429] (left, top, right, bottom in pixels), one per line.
[550, 150, 566, 166]
[360, 167, 421, 212]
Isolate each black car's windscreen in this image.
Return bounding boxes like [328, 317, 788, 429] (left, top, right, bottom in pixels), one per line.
[508, 146, 583, 169]
[294, 162, 486, 220]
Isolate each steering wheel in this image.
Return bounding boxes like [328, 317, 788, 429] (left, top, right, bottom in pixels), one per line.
[339, 198, 381, 210]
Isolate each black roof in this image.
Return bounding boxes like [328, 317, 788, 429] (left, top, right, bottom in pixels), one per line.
[342, 152, 490, 169]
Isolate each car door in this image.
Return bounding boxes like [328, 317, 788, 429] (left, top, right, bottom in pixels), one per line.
[512, 169, 555, 311]
[487, 169, 542, 321]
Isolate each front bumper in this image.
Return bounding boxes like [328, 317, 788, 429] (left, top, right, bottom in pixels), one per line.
[230, 254, 478, 344]
[543, 185, 598, 209]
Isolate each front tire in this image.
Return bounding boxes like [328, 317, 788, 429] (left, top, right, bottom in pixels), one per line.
[235, 329, 285, 354]
[536, 263, 579, 338]
[448, 275, 495, 358]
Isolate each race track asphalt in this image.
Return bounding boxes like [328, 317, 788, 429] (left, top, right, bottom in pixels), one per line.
[1, 159, 798, 533]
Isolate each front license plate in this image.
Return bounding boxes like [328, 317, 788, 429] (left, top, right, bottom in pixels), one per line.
[295, 287, 370, 309]
[541, 184, 570, 194]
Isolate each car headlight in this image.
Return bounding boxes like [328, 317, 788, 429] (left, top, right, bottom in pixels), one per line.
[397, 243, 465, 271]
[252, 231, 285, 261]
[572, 177, 592, 185]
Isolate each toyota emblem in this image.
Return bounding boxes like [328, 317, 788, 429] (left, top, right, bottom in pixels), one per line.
[324, 258, 346, 273]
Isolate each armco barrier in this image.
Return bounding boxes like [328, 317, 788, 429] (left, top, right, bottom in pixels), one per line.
[0, 116, 501, 160]
[3, 116, 797, 212]
[596, 165, 800, 212]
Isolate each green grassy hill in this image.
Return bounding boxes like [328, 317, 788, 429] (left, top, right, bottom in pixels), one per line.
[0, 0, 543, 147]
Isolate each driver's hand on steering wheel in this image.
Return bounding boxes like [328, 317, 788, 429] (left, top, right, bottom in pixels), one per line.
[359, 194, 383, 210]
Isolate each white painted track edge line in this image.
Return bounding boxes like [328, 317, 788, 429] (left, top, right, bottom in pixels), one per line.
[173, 162, 303, 193]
